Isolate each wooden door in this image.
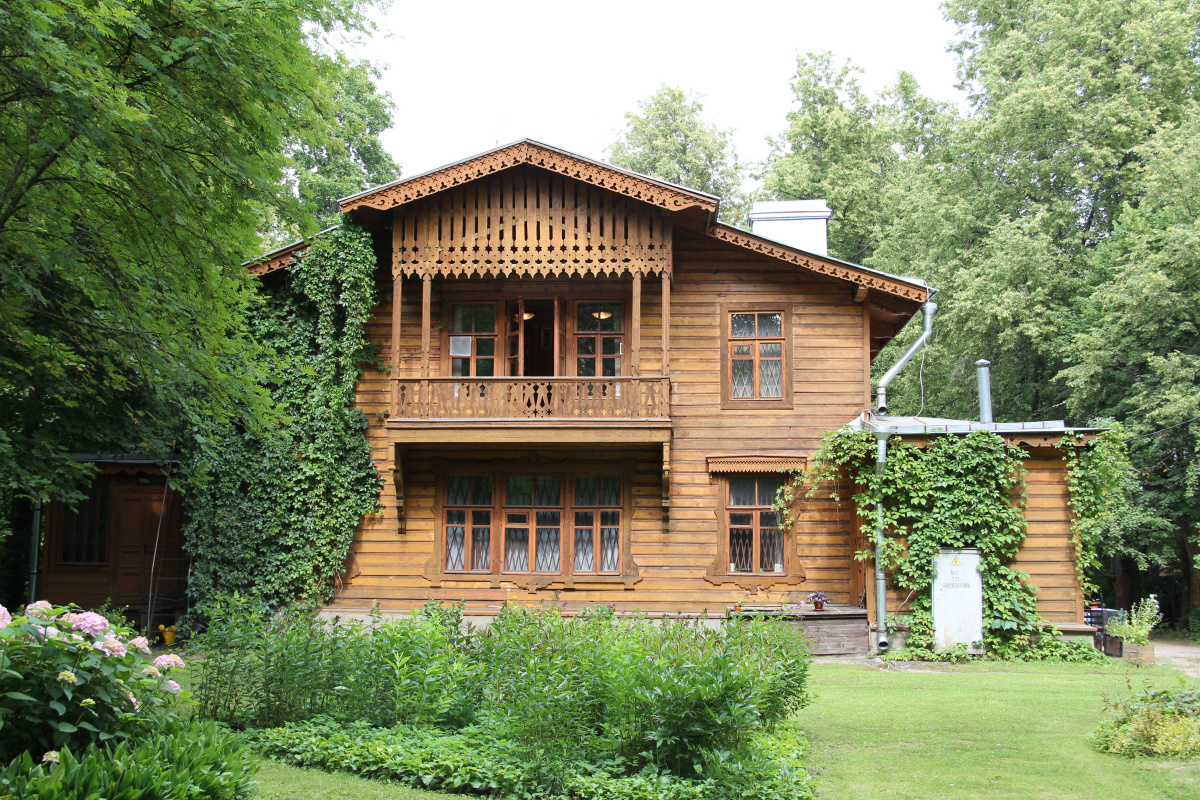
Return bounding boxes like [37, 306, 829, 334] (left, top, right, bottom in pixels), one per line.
[112, 487, 170, 606]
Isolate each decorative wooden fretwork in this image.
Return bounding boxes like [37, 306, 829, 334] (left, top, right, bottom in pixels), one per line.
[391, 168, 673, 279]
[392, 377, 670, 420]
[705, 223, 930, 303]
[341, 139, 717, 217]
[706, 455, 807, 474]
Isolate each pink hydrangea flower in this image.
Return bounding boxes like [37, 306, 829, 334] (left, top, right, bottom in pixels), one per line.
[26, 600, 53, 620]
[166, 680, 181, 694]
[41, 751, 59, 764]
[0, 605, 10, 627]
[97, 635, 127, 658]
[142, 665, 161, 678]
[69, 611, 109, 636]
[126, 692, 139, 712]
[128, 636, 151, 654]
[152, 653, 185, 670]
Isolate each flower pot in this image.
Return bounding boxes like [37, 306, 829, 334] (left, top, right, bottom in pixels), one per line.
[159, 624, 176, 646]
[813, 601, 824, 611]
[1121, 642, 1154, 665]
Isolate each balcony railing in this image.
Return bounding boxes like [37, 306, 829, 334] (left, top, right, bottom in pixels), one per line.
[393, 377, 670, 420]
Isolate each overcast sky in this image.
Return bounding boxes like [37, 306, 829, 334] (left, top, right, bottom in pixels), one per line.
[353, 0, 965, 180]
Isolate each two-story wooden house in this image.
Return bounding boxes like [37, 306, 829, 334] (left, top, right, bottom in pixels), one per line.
[257, 141, 938, 630]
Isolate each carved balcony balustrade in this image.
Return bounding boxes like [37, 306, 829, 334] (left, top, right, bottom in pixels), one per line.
[392, 377, 670, 421]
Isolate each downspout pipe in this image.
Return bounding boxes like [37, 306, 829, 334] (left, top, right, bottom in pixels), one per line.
[875, 298, 938, 414]
[26, 488, 42, 605]
[873, 430, 890, 651]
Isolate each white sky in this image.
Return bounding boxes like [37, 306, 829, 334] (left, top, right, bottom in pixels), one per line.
[354, 0, 964, 180]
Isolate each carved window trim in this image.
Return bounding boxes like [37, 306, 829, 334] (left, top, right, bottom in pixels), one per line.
[705, 469, 806, 590]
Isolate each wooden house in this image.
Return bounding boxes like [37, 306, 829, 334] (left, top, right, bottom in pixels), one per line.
[37, 457, 186, 629]
[248, 141, 1089, 652]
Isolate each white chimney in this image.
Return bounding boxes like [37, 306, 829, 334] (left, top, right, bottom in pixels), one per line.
[748, 200, 833, 256]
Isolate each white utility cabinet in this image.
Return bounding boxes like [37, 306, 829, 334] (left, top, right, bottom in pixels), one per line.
[932, 548, 983, 650]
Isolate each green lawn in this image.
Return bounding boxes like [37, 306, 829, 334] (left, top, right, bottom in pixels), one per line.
[248, 659, 1200, 800]
[799, 660, 1200, 800]
[252, 759, 455, 800]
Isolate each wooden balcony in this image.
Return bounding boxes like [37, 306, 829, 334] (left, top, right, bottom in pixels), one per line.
[388, 377, 672, 444]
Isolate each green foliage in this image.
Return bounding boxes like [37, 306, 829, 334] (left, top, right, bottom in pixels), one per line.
[0, 602, 190, 760]
[1107, 595, 1163, 646]
[197, 599, 812, 790]
[608, 85, 747, 225]
[0, 718, 257, 800]
[788, 429, 1040, 651]
[248, 718, 815, 800]
[0, 0, 382, 507]
[182, 221, 382, 610]
[1092, 688, 1200, 758]
[1063, 427, 1141, 589]
[194, 596, 473, 729]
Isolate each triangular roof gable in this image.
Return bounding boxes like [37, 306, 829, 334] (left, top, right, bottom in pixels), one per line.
[339, 139, 719, 216]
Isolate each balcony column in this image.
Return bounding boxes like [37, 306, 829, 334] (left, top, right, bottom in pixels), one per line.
[390, 273, 402, 414]
[661, 272, 671, 376]
[630, 272, 642, 377]
[420, 274, 432, 377]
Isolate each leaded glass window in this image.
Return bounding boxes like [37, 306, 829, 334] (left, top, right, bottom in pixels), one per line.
[728, 311, 786, 400]
[727, 475, 787, 574]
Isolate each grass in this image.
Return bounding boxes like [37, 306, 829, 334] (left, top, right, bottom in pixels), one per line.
[241, 658, 1200, 800]
[799, 660, 1200, 800]
[252, 759, 456, 800]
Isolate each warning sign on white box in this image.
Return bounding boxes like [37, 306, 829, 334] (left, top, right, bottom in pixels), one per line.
[932, 548, 983, 650]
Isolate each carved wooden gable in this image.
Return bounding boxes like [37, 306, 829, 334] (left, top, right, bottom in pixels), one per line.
[391, 166, 672, 279]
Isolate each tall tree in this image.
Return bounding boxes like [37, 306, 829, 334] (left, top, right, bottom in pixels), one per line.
[608, 85, 747, 225]
[0, 0, 385, 506]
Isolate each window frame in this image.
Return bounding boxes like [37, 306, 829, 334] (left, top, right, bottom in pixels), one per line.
[571, 299, 626, 378]
[52, 481, 110, 565]
[719, 302, 793, 409]
[723, 474, 786, 576]
[436, 467, 630, 580]
[446, 302, 499, 377]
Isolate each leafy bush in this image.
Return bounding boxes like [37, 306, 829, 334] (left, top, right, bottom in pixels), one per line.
[0, 602, 189, 760]
[195, 595, 482, 729]
[0, 719, 256, 800]
[1092, 688, 1200, 758]
[197, 598, 813, 787]
[247, 717, 815, 800]
[1107, 595, 1163, 646]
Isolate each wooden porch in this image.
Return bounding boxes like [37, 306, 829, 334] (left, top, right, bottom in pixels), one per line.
[391, 376, 670, 421]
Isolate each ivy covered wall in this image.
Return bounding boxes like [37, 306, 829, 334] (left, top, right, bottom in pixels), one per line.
[180, 222, 383, 611]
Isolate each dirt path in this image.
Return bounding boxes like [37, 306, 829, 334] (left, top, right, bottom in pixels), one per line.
[1151, 640, 1200, 678]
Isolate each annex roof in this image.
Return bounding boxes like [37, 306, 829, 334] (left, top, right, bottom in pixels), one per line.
[846, 413, 1099, 447]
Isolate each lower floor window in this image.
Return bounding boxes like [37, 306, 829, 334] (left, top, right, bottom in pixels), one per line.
[727, 474, 785, 574]
[443, 473, 621, 576]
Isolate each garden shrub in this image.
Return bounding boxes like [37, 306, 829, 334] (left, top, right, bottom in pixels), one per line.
[247, 717, 815, 800]
[1091, 688, 1200, 758]
[0, 602, 188, 760]
[195, 595, 481, 728]
[0, 718, 256, 800]
[199, 597, 814, 793]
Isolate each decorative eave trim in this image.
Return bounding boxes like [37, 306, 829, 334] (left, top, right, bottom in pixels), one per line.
[705, 223, 930, 303]
[707, 455, 807, 474]
[244, 226, 337, 277]
[340, 140, 719, 216]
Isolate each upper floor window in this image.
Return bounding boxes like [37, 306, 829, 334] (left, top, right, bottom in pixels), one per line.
[575, 302, 623, 377]
[721, 305, 793, 408]
[442, 472, 624, 576]
[449, 304, 497, 376]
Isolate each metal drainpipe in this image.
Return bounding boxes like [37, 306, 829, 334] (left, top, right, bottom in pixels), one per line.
[876, 298, 938, 414]
[975, 359, 993, 423]
[873, 431, 890, 651]
[27, 491, 42, 605]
